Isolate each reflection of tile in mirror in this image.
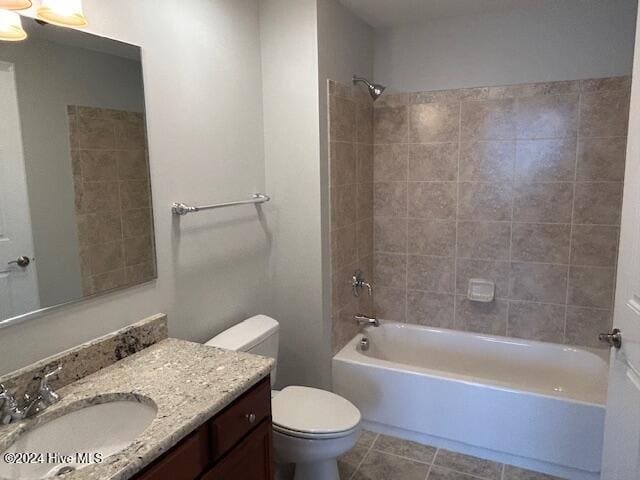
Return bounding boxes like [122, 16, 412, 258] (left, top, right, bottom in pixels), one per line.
[67, 105, 155, 297]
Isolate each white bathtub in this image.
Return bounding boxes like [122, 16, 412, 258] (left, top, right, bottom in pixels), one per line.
[332, 321, 608, 480]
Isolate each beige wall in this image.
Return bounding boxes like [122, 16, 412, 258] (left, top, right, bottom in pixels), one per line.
[368, 77, 630, 348]
[0, 0, 270, 374]
[374, 0, 637, 93]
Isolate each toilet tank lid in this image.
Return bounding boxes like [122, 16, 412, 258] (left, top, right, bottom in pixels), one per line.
[205, 315, 279, 352]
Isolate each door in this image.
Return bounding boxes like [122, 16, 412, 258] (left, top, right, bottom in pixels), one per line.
[601, 7, 640, 479]
[0, 61, 39, 321]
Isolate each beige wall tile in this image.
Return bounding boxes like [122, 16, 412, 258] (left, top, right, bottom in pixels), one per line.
[79, 150, 119, 181]
[568, 266, 615, 308]
[408, 182, 457, 220]
[374, 216, 407, 253]
[330, 95, 356, 142]
[120, 179, 151, 211]
[456, 259, 510, 299]
[579, 89, 630, 137]
[374, 144, 408, 182]
[91, 269, 127, 295]
[509, 262, 568, 304]
[77, 181, 120, 214]
[78, 212, 123, 246]
[80, 242, 124, 276]
[124, 262, 155, 285]
[122, 208, 152, 239]
[513, 182, 573, 223]
[374, 106, 408, 144]
[507, 301, 565, 342]
[571, 225, 619, 267]
[124, 235, 154, 267]
[356, 144, 374, 183]
[565, 306, 612, 348]
[573, 182, 623, 225]
[357, 219, 374, 260]
[408, 220, 456, 256]
[459, 141, 515, 182]
[357, 183, 373, 220]
[457, 221, 511, 260]
[511, 223, 571, 264]
[406, 291, 455, 328]
[580, 76, 631, 93]
[356, 102, 374, 144]
[330, 141, 357, 186]
[374, 253, 407, 289]
[577, 137, 627, 182]
[331, 225, 358, 272]
[332, 184, 358, 229]
[458, 183, 512, 221]
[461, 98, 516, 141]
[407, 255, 455, 292]
[409, 102, 460, 143]
[374, 287, 407, 322]
[77, 116, 116, 149]
[516, 94, 579, 139]
[117, 149, 149, 180]
[408, 143, 458, 181]
[332, 299, 361, 355]
[454, 296, 508, 336]
[374, 182, 407, 216]
[515, 139, 576, 182]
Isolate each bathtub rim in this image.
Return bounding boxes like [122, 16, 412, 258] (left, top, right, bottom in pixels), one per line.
[333, 321, 609, 408]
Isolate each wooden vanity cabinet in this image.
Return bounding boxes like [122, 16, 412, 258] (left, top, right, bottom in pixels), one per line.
[134, 377, 273, 480]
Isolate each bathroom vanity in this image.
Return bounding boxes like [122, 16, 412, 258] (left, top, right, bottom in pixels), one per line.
[0, 315, 275, 480]
[135, 377, 273, 480]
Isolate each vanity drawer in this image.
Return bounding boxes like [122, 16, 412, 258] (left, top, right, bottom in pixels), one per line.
[135, 425, 209, 480]
[209, 376, 271, 461]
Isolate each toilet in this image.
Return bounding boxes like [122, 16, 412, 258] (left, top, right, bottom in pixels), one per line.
[205, 315, 361, 480]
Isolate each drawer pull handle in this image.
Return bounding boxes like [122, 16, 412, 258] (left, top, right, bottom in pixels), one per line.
[246, 413, 256, 424]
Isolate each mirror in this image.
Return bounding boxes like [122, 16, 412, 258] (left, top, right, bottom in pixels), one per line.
[0, 18, 156, 324]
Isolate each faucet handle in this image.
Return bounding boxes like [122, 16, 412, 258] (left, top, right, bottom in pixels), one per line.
[42, 364, 62, 382]
[39, 365, 61, 406]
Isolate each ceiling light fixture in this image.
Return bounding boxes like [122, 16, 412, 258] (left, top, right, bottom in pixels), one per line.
[37, 0, 87, 28]
[0, 1, 32, 10]
[0, 9, 27, 41]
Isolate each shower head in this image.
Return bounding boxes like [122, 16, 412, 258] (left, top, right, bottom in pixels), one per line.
[353, 75, 386, 101]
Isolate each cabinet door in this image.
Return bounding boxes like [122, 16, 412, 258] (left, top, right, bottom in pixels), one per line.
[203, 419, 273, 480]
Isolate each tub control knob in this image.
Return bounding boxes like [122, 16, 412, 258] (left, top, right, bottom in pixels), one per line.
[599, 328, 622, 349]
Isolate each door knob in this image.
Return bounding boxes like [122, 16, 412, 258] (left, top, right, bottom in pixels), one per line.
[8, 256, 30, 268]
[599, 328, 622, 349]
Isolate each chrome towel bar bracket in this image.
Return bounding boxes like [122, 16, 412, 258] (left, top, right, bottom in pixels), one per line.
[172, 193, 271, 216]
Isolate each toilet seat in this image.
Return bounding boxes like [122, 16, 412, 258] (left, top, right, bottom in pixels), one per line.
[271, 386, 361, 440]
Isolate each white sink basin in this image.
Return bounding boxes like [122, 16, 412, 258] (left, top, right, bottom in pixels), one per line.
[0, 399, 157, 479]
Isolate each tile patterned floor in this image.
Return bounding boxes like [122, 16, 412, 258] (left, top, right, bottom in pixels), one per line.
[338, 431, 565, 480]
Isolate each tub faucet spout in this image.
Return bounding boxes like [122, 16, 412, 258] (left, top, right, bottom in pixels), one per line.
[355, 314, 379, 327]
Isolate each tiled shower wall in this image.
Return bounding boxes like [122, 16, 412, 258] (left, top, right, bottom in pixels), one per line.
[329, 82, 375, 353]
[371, 76, 631, 349]
[68, 106, 156, 297]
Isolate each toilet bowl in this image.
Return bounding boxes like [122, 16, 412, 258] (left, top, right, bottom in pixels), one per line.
[205, 315, 361, 480]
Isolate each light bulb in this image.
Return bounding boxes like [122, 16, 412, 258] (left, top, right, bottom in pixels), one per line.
[0, 9, 27, 41]
[0, 1, 32, 10]
[37, 0, 87, 28]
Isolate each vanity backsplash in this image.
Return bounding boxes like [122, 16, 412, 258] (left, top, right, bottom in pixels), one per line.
[0, 314, 167, 399]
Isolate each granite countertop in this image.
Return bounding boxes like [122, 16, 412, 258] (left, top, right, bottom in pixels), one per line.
[0, 338, 274, 480]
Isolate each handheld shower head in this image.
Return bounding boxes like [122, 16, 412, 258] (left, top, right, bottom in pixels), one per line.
[353, 76, 386, 101]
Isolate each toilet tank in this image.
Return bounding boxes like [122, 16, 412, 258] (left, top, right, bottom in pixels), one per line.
[205, 315, 279, 383]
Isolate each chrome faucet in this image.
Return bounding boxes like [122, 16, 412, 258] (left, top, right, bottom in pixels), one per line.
[354, 314, 379, 327]
[352, 270, 372, 298]
[0, 365, 62, 425]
